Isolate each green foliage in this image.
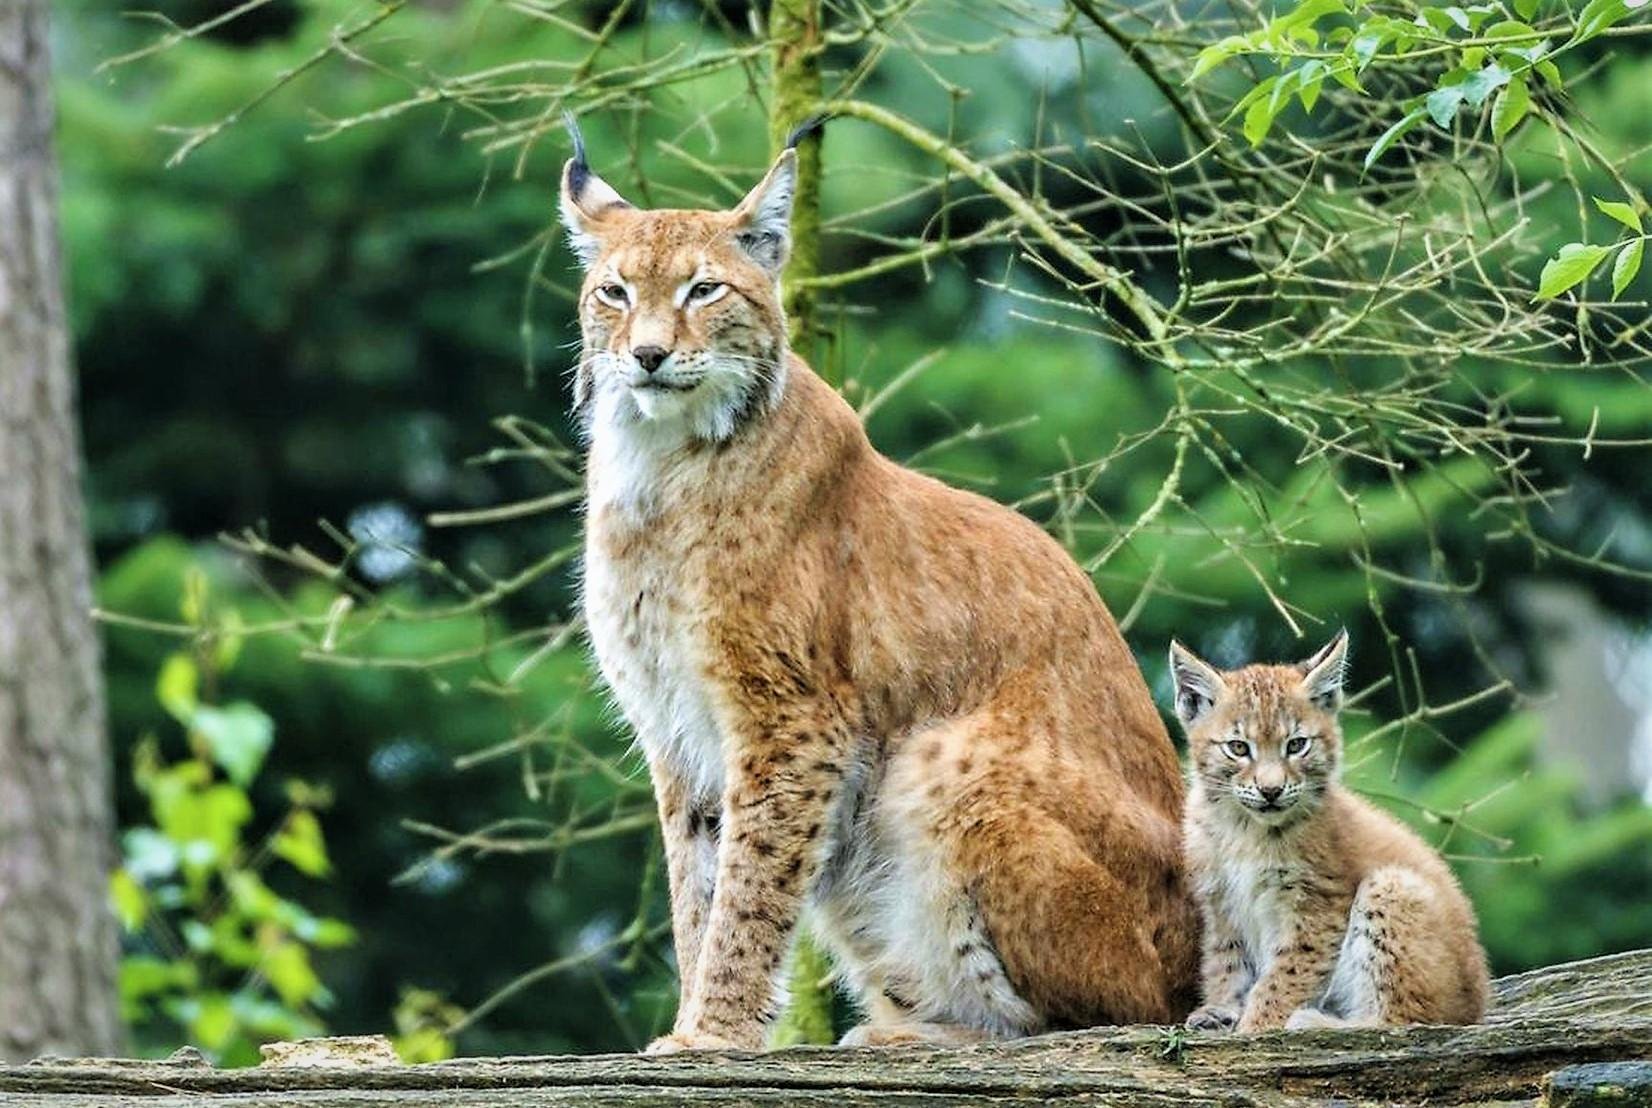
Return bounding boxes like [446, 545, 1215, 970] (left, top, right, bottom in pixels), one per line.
[1536, 196, 1647, 300]
[1189, 0, 1635, 169]
[110, 573, 356, 1065]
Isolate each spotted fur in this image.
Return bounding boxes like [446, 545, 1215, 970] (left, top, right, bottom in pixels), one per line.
[1171, 632, 1491, 1032]
[561, 121, 1199, 1052]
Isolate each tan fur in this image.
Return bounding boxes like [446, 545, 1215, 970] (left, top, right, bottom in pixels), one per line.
[1171, 633, 1491, 1033]
[561, 129, 1199, 1052]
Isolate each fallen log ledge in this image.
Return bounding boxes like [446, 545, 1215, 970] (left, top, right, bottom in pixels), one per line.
[5, 949, 1650, 1106]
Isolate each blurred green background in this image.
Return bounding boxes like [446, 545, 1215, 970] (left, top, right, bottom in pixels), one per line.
[54, 0, 1652, 1061]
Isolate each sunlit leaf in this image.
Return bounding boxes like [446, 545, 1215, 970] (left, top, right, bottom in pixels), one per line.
[1613, 240, 1644, 298]
[1594, 196, 1644, 233]
[1535, 242, 1611, 299]
[156, 653, 198, 724]
[274, 810, 332, 878]
[109, 869, 148, 932]
[1461, 63, 1511, 106]
[1364, 106, 1428, 170]
[193, 702, 274, 787]
[1492, 77, 1530, 140]
[263, 942, 322, 1007]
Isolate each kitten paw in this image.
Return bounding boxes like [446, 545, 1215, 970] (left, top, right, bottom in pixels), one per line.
[644, 1031, 741, 1054]
[1185, 1005, 1239, 1031]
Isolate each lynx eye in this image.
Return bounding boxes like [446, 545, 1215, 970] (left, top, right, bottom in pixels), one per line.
[1285, 735, 1311, 757]
[594, 283, 629, 308]
[685, 280, 726, 305]
[1223, 739, 1251, 760]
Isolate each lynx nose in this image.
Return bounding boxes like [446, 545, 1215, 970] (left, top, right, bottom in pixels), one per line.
[633, 345, 670, 374]
[1257, 783, 1284, 804]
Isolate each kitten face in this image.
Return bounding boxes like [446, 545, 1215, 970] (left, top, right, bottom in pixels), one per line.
[1170, 632, 1348, 827]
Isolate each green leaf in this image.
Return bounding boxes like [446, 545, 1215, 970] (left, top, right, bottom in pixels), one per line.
[1298, 60, 1327, 110]
[119, 956, 196, 1004]
[154, 780, 252, 870]
[274, 810, 332, 878]
[1461, 63, 1511, 107]
[1537, 58, 1562, 87]
[192, 702, 274, 788]
[1426, 83, 1467, 127]
[1189, 36, 1247, 81]
[1351, 28, 1389, 68]
[189, 993, 237, 1051]
[1535, 242, 1612, 299]
[1276, 0, 1347, 30]
[1613, 240, 1644, 298]
[109, 869, 148, 932]
[1364, 106, 1428, 170]
[1483, 18, 1537, 39]
[263, 942, 322, 1007]
[156, 653, 198, 724]
[121, 826, 181, 881]
[1571, 0, 1629, 43]
[1243, 79, 1287, 145]
[1492, 77, 1530, 140]
[1594, 196, 1643, 233]
[1514, 0, 1538, 18]
[307, 917, 358, 950]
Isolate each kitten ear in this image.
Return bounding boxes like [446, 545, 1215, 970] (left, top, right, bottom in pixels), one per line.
[1169, 640, 1227, 728]
[559, 113, 632, 268]
[1297, 629, 1349, 712]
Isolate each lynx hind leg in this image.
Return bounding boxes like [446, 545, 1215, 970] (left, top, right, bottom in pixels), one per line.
[975, 818, 1187, 1025]
[1324, 865, 1450, 1026]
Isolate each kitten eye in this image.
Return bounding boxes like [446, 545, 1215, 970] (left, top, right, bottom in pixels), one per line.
[1223, 739, 1252, 760]
[686, 281, 725, 304]
[1285, 735, 1311, 757]
[594, 283, 629, 308]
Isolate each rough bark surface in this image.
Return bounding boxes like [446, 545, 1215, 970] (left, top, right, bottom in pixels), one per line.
[0, 0, 124, 1063]
[4, 950, 1650, 1105]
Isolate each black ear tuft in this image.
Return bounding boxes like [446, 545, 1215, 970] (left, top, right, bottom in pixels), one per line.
[563, 111, 591, 202]
[783, 114, 830, 151]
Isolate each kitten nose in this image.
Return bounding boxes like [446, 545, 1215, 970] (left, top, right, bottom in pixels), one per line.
[1258, 783, 1284, 803]
[633, 345, 670, 374]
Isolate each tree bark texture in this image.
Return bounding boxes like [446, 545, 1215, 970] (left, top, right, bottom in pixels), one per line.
[0, 0, 124, 1062]
[3, 949, 1650, 1105]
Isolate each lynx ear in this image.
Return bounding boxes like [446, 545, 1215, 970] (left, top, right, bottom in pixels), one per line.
[729, 148, 797, 273]
[559, 113, 631, 268]
[1169, 640, 1227, 728]
[729, 117, 823, 273]
[1297, 629, 1349, 712]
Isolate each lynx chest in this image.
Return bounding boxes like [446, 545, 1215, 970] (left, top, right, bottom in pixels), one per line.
[582, 516, 727, 803]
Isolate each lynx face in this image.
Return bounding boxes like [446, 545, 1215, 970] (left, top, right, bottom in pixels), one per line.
[1170, 631, 1348, 827]
[559, 124, 796, 444]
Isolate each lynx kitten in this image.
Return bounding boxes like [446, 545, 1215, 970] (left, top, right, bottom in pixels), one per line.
[1171, 631, 1490, 1032]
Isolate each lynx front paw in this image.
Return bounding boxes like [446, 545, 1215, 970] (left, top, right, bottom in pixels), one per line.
[644, 1031, 741, 1055]
[1185, 1005, 1239, 1031]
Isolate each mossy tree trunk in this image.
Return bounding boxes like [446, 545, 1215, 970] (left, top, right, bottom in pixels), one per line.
[766, 0, 836, 1049]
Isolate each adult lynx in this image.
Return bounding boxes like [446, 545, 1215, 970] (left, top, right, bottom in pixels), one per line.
[562, 119, 1197, 1052]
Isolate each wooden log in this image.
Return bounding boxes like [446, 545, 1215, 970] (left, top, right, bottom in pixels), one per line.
[3, 949, 1649, 1106]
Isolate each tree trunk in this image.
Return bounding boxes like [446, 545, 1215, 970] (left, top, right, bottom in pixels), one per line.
[5, 950, 1651, 1106]
[0, 0, 124, 1062]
